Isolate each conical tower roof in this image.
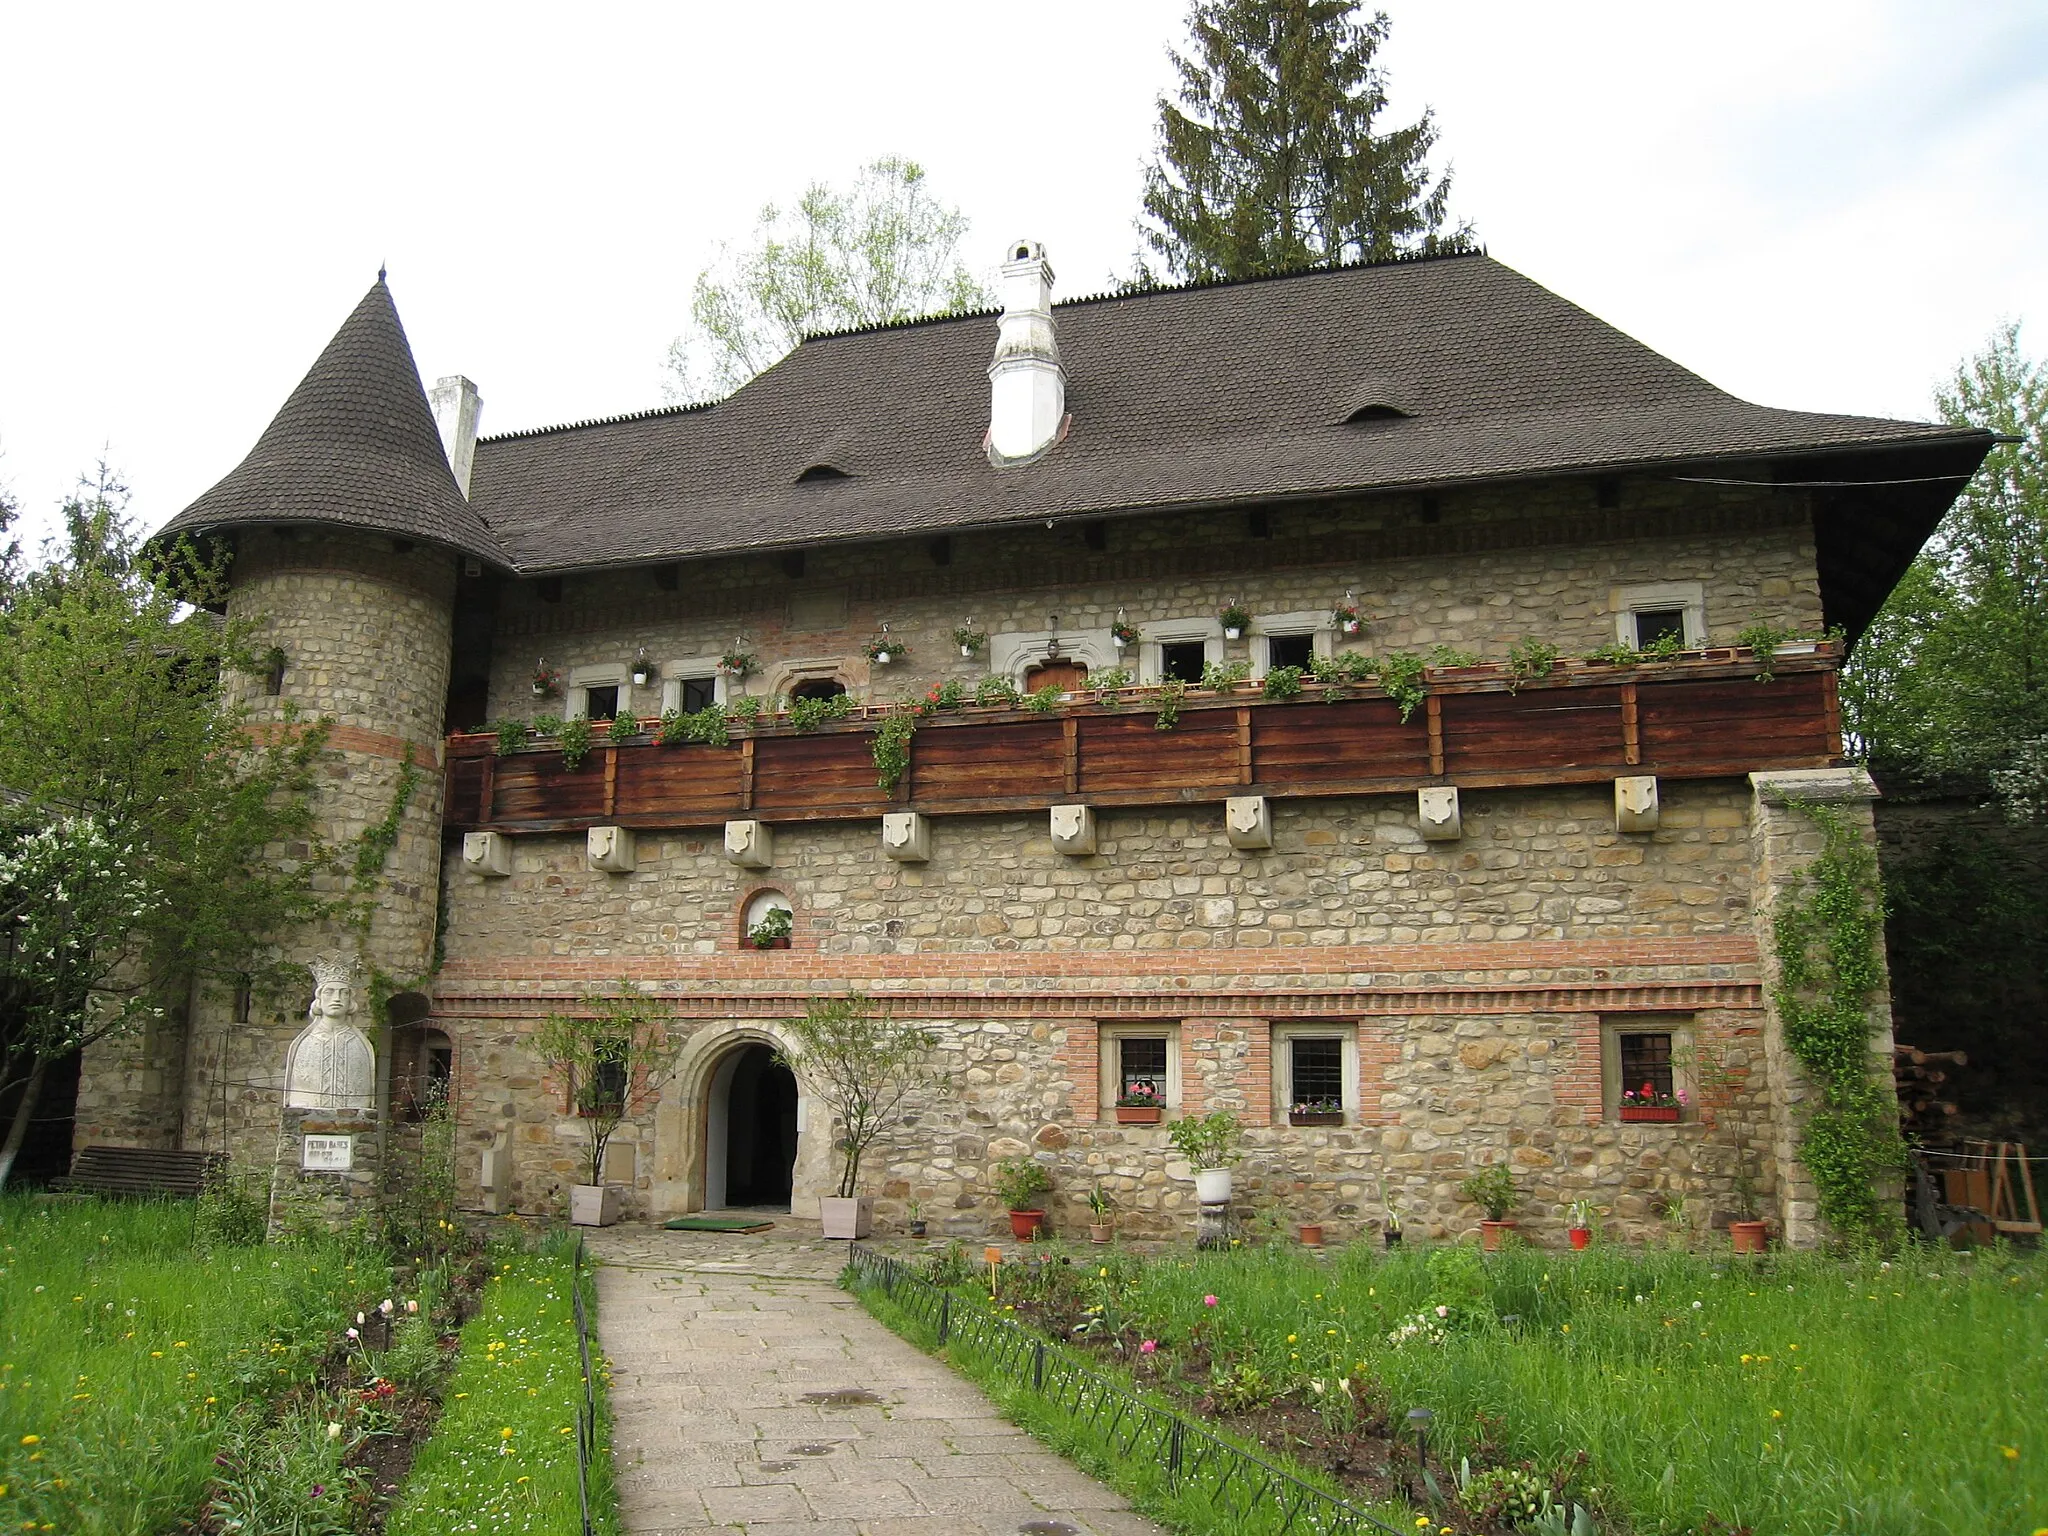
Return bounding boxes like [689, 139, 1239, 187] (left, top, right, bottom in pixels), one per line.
[160, 278, 505, 566]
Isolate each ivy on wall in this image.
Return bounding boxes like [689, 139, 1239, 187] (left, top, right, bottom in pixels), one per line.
[1770, 800, 1906, 1244]
[348, 744, 423, 934]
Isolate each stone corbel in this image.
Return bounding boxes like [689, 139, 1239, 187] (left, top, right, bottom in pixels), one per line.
[881, 811, 930, 862]
[1615, 775, 1660, 833]
[1224, 795, 1272, 849]
[1050, 803, 1096, 856]
[587, 825, 636, 873]
[462, 830, 511, 878]
[1418, 785, 1461, 842]
[725, 819, 774, 868]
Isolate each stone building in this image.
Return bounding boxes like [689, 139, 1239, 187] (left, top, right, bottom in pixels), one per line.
[78, 244, 1991, 1246]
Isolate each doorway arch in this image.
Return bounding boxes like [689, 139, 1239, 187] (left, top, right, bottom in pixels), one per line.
[705, 1042, 799, 1210]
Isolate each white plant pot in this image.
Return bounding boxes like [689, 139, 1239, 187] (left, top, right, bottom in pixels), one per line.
[818, 1195, 874, 1240]
[1342, 620, 1360, 635]
[960, 645, 974, 658]
[1773, 641, 1819, 656]
[1195, 1168, 1233, 1204]
[569, 1185, 620, 1227]
[1223, 627, 1243, 641]
[1112, 636, 1127, 650]
[874, 651, 891, 666]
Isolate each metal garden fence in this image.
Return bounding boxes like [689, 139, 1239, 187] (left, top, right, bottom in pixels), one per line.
[845, 1242, 1404, 1536]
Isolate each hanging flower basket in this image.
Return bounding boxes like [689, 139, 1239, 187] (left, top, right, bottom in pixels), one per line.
[865, 635, 905, 665]
[531, 662, 563, 698]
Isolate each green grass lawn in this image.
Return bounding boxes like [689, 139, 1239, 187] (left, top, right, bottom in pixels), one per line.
[0, 1194, 391, 1536]
[385, 1234, 617, 1536]
[942, 1238, 2045, 1536]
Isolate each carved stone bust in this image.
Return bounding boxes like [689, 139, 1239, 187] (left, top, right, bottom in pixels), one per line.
[283, 954, 376, 1111]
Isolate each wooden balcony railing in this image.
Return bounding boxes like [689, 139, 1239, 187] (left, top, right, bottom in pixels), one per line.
[443, 647, 1843, 833]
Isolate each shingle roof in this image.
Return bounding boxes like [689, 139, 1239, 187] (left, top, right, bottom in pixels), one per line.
[468, 253, 1986, 577]
[159, 279, 504, 566]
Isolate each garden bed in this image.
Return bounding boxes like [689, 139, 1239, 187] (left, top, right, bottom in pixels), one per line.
[878, 1237, 2047, 1536]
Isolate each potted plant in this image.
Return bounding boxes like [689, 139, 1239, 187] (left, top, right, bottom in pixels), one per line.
[535, 983, 681, 1227]
[629, 649, 657, 688]
[1087, 1183, 1114, 1244]
[951, 621, 987, 659]
[747, 905, 793, 950]
[1380, 1178, 1404, 1247]
[1115, 1079, 1163, 1124]
[1566, 1198, 1597, 1251]
[996, 1156, 1053, 1240]
[1219, 601, 1252, 641]
[531, 659, 563, 699]
[1290, 1096, 1344, 1127]
[718, 645, 755, 680]
[1460, 1162, 1519, 1250]
[907, 1197, 928, 1240]
[1110, 612, 1140, 650]
[1167, 1109, 1242, 1204]
[1332, 597, 1361, 636]
[865, 630, 904, 666]
[1298, 1220, 1325, 1247]
[774, 993, 938, 1240]
[1620, 1083, 1686, 1122]
[1729, 1155, 1768, 1254]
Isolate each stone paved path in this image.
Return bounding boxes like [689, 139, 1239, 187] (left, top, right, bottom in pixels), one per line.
[587, 1221, 1166, 1536]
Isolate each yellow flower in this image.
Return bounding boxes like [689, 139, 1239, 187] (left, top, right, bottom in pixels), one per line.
[2000, 1445, 2020, 1461]
[1417, 1520, 1431, 1529]
[1287, 1334, 1297, 1344]
[500, 1427, 514, 1439]
[1771, 1410, 1783, 1420]
[18, 1436, 37, 1446]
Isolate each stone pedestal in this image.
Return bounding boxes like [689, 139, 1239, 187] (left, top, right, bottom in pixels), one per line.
[273, 1106, 382, 1234]
[1196, 1199, 1232, 1250]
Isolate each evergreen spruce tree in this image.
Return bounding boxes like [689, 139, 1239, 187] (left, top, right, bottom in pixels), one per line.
[1139, 0, 1472, 282]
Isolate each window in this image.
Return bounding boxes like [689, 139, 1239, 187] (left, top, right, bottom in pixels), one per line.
[392, 1025, 454, 1122]
[1267, 633, 1315, 671]
[1119, 1037, 1168, 1101]
[1162, 642, 1207, 683]
[676, 675, 717, 714]
[1611, 581, 1705, 650]
[232, 980, 252, 1024]
[568, 664, 629, 721]
[1289, 1037, 1343, 1107]
[1027, 660, 1088, 693]
[1632, 609, 1687, 651]
[1619, 1031, 1674, 1102]
[790, 677, 847, 702]
[1098, 1023, 1182, 1114]
[1274, 1023, 1358, 1121]
[580, 1044, 627, 1116]
[583, 684, 620, 721]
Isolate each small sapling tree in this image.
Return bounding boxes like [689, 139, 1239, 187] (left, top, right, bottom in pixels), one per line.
[775, 993, 937, 1198]
[536, 983, 680, 1189]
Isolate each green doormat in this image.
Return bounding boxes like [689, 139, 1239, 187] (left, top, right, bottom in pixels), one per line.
[663, 1216, 776, 1233]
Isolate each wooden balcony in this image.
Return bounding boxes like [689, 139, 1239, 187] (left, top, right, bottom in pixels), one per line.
[442, 647, 1844, 834]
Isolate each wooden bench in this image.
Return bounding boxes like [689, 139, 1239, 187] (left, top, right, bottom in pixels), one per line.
[55, 1146, 224, 1199]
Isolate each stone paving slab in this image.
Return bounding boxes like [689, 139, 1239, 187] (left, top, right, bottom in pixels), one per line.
[589, 1223, 1165, 1536]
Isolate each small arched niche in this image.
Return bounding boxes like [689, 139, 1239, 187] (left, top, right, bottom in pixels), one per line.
[740, 888, 795, 950]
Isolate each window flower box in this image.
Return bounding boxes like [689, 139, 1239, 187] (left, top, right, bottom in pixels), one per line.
[1620, 1104, 1682, 1123]
[1290, 1109, 1344, 1126]
[1115, 1105, 1162, 1124]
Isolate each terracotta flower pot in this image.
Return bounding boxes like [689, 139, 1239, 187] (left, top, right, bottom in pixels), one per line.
[1480, 1219, 1518, 1252]
[1008, 1209, 1045, 1241]
[752, 936, 791, 950]
[1298, 1224, 1324, 1247]
[1089, 1223, 1113, 1244]
[1620, 1105, 1682, 1123]
[1290, 1111, 1344, 1126]
[1569, 1226, 1592, 1251]
[1730, 1219, 1768, 1254]
[1115, 1105, 1162, 1124]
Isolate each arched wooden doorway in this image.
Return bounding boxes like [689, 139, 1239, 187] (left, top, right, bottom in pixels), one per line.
[704, 1042, 799, 1210]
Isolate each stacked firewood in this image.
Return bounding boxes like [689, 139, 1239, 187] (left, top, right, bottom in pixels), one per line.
[1895, 1044, 1966, 1140]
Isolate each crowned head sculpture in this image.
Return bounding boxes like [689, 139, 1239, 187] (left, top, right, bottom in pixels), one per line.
[283, 953, 376, 1111]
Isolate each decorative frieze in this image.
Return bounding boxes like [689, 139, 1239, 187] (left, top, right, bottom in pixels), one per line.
[1224, 795, 1273, 849]
[1418, 785, 1461, 841]
[1615, 775, 1661, 833]
[881, 811, 930, 862]
[463, 830, 512, 877]
[1050, 803, 1096, 856]
[724, 819, 774, 868]
[587, 825, 636, 873]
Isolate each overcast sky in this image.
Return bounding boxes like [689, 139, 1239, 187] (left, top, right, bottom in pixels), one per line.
[1, 1, 2043, 545]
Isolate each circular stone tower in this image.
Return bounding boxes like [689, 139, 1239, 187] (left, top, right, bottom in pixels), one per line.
[146, 278, 504, 1165]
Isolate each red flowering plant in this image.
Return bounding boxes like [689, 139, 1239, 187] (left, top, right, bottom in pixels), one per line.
[1620, 1082, 1687, 1110]
[1115, 1079, 1163, 1109]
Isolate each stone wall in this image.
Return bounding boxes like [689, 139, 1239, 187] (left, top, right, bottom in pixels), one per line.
[483, 478, 1821, 721]
[426, 779, 1782, 1245]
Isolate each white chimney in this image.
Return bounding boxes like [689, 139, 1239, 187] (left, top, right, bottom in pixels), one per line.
[429, 375, 484, 498]
[987, 239, 1066, 465]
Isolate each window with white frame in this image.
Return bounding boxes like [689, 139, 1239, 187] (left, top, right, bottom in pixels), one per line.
[1249, 610, 1336, 679]
[568, 663, 629, 720]
[1600, 1014, 1694, 1121]
[1273, 1023, 1358, 1121]
[1099, 1023, 1181, 1112]
[659, 659, 729, 716]
[1612, 581, 1706, 650]
[1135, 618, 1224, 685]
